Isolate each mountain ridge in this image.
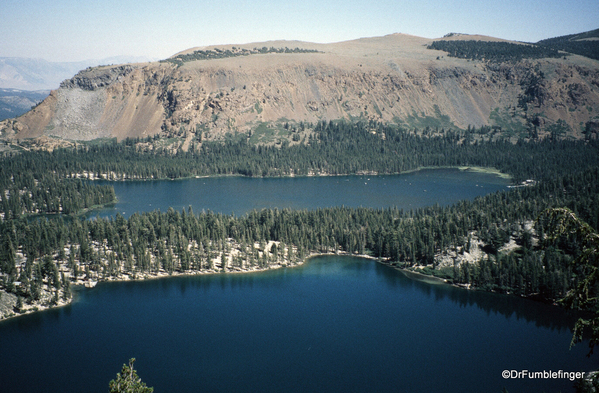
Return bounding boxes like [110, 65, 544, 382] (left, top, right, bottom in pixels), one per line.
[1, 31, 598, 148]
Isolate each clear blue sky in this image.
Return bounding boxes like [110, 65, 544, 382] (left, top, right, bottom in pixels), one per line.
[2, 0, 598, 62]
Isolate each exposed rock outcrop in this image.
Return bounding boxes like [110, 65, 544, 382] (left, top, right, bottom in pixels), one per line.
[2, 34, 599, 143]
[59, 65, 135, 91]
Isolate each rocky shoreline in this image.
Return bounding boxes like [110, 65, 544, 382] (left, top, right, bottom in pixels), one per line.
[0, 239, 307, 322]
[0, 247, 388, 322]
[0, 228, 542, 323]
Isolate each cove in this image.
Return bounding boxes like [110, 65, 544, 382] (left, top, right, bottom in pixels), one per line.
[0, 256, 595, 393]
[85, 168, 510, 218]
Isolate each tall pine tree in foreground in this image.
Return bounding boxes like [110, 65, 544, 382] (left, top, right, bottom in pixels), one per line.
[109, 358, 153, 393]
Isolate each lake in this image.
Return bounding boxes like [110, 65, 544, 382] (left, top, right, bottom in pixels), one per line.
[85, 168, 510, 218]
[0, 256, 594, 393]
[2, 169, 596, 392]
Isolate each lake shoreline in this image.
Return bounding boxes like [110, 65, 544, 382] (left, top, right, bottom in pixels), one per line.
[0, 248, 566, 324]
[0, 167, 514, 323]
[76, 165, 512, 183]
[382, 260, 565, 308]
[0, 250, 381, 323]
[2, 248, 591, 393]
[0, 290, 72, 323]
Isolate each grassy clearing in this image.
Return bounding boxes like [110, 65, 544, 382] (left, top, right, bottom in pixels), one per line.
[248, 122, 292, 145]
[402, 165, 512, 180]
[456, 166, 512, 179]
[81, 137, 118, 146]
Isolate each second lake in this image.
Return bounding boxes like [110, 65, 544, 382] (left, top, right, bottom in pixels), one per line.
[86, 168, 510, 218]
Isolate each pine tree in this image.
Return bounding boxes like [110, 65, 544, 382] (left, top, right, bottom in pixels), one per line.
[109, 358, 153, 393]
[539, 208, 599, 354]
[15, 295, 23, 313]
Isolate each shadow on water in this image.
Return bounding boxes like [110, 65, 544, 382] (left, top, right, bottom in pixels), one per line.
[390, 265, 582, 332]
[370, 256, 580, 334]
[88, 255, 583, 336]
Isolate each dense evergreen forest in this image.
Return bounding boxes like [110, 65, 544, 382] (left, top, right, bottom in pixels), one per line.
[537, 28, 599, 61]
[4, 120, 599, 217]
[1, 120, 598, 319]
[427, 40, 564, 62]
[4, 121, 596, 187]
[429, 29, 599, 62]
[0, 171, 115, 220]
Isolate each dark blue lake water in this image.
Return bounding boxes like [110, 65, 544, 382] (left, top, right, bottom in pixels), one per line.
[85, 168, 510, 218]
[1, 169, 596, 392]
[0, 256, 594, 393]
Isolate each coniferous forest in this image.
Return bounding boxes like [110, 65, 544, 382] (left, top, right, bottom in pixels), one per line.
[427, 40, 564, 62]
[1, 120, 598, 320]
[163, 46, 320, 67]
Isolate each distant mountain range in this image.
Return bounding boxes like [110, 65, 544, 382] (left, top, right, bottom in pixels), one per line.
[0, 88, 50, 121]
[0, 56, 157, 90]
[0, 56, 156, 121]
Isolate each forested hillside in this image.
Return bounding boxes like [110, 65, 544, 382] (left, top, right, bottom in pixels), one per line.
[537, 28, 599, 60]
[427, 40, 563, 62]
[1, 121, 598, 320]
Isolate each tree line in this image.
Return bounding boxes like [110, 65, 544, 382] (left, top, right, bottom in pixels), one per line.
[163, 46, 320, 67]
[427, 40, 564, 62]
[536, 28, 599, 61]
[0, 170, 115, 220]
[3, 120, 598, 184]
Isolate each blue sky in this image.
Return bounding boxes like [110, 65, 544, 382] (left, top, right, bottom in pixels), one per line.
[2, 0, 598, 62]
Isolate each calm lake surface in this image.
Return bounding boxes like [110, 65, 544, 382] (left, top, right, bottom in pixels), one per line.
[0, 256, 595, 393]
[86, 168, 510, 218]
[2, 169, 596, 392]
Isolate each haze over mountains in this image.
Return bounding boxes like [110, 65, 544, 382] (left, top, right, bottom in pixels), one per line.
[0, 56, 157, 90]
[1, 30, 598, 147]
[0, 56, 156, 121]
[0, 89, 49, 121]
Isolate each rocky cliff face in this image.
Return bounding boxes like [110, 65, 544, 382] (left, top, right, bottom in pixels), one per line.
[2, 34, 599, 145]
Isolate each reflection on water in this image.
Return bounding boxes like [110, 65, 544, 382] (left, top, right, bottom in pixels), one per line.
[0, 255, 595, 393]
[396, 267, 578, 334]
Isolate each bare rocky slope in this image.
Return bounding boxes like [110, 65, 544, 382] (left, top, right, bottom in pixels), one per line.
[2, 33, 599, 146]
